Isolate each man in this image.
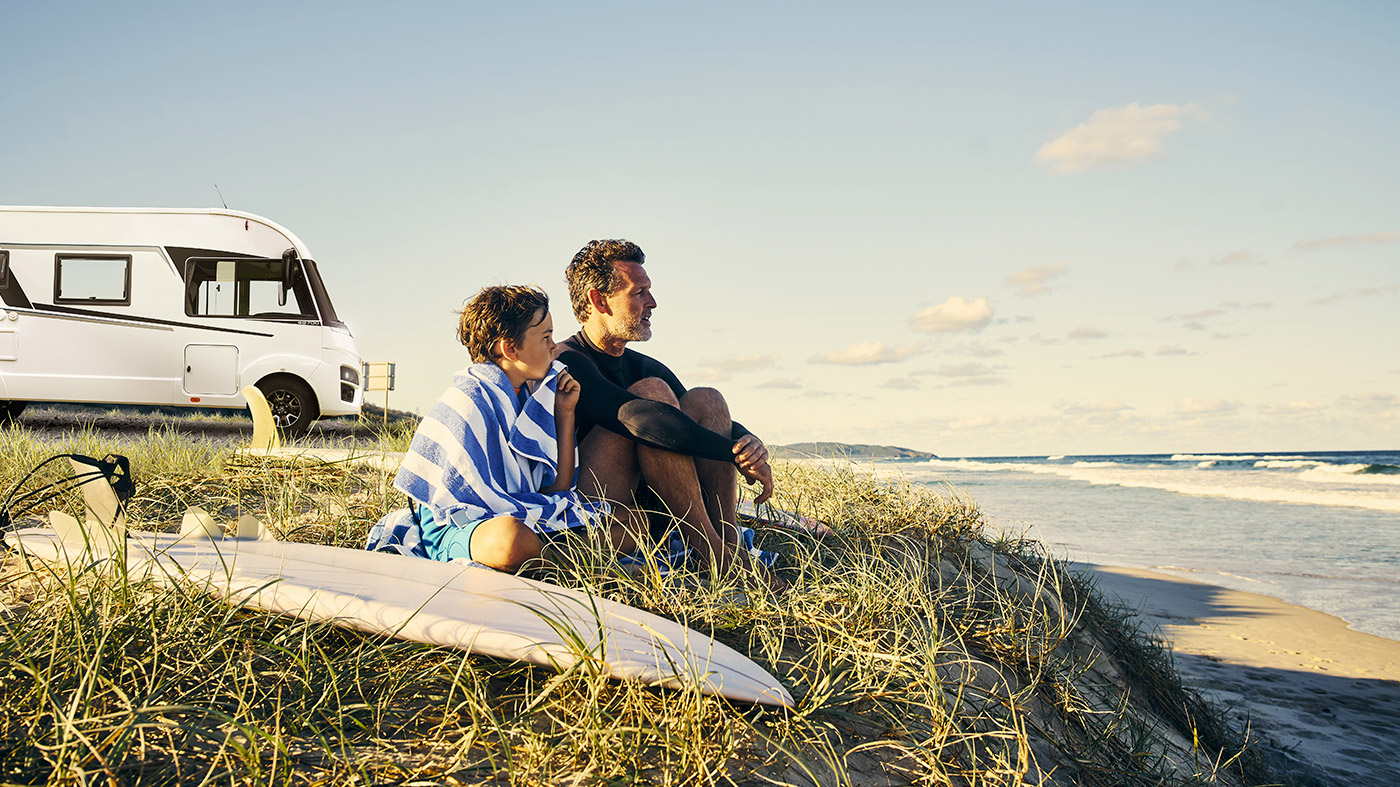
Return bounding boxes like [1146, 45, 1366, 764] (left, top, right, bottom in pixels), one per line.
[557, 239, 775, 582]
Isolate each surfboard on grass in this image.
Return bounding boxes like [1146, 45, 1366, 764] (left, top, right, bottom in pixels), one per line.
[11, 461, 794, 708]
[739, 500, 834, 537]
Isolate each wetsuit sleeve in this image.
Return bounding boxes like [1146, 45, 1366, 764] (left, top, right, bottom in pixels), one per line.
[633, 352, 756, 446]
[560, 349, 740, 463]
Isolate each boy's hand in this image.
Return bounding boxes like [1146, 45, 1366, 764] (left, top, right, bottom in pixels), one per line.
[555, 371, 580, 414]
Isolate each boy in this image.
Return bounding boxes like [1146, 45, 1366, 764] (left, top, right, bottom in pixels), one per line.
[366, 285, 624, 571]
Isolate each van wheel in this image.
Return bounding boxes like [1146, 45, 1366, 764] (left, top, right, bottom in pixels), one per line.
[0, 401, 26, 426]
[256, 377, 319, 438]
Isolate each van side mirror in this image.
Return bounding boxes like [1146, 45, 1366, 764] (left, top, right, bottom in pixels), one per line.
[279, 249, 296, 307]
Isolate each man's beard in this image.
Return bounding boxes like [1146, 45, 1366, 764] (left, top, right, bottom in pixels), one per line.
[608, 312, 652, 342]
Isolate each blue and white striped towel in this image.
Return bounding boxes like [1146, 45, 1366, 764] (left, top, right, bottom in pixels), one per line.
[366, 360, 609, 558]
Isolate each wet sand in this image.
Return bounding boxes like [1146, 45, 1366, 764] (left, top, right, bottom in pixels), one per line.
[1082, 563, 1400, 787]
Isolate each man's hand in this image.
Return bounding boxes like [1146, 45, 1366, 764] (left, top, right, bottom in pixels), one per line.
[555, 370, 580, 414]
[732, 435, 774, 504]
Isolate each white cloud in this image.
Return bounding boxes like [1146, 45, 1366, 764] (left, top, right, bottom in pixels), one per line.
[1155, 345, 1194, 356]
[1258, 401, 1325, 416]
[1098, 348, 1144, 358]
[756, 378, 802, 390]
[947, 341, 1005, 358]
[690, 368, 730, 383]
[1291, 232, 1399, 253]
[1175, 398, 1241, 415]
[1005, 261, 1067, 297]
[1168, 301, 1271, 324]
[1054, 400, 1134, 415]
[950, 376, 1008, 387]
[912, 296, 994, 332]
[1337, 393, 1397, 413]
[809, 341, 926, 366]
[886, 377, 920, 390]
[1034, 102, 1208, 175]
[699, 353, 778, 372]
[1181, 307, 1225, 321]
[917, 362, 1006, 378]
[1068, 326, 1107, 340]
[1311, 284, 1399, 306]
[1209, 250, 1262, 267]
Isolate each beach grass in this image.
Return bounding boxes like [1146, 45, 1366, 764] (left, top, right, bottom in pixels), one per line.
[0, 424, 1297, 785]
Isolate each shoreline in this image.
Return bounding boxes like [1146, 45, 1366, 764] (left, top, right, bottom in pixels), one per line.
[1080, 562, 1400, 786]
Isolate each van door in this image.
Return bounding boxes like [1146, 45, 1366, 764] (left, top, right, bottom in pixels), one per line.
[0, 313, 16, 362]
[183, 344, 239, 396]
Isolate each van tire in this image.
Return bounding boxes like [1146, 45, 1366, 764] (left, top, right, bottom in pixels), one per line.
[0, 401, 26, 426]
[256, 376, 319, 438]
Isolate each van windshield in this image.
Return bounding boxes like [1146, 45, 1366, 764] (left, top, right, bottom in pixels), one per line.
[300, 260, 345, 330]
[185, 258, 316, 320]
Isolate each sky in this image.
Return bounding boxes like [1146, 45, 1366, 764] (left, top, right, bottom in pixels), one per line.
[3, 1, 1397, 456]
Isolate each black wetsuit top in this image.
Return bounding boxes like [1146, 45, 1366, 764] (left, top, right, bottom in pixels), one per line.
[557, 331, 751, 464]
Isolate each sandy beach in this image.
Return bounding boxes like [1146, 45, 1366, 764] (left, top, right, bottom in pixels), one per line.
[1082, 563, 1400, 787]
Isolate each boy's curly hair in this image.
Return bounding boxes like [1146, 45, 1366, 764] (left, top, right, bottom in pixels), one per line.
[564, 239, 645, 322]
[457, 285, 550, 364]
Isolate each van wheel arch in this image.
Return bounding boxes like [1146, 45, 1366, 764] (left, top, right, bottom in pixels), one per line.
[254, 374, 319, 437]
[0, 401, 26, 426]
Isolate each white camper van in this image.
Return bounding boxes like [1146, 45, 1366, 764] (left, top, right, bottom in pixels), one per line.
[0, 206, 362, 435]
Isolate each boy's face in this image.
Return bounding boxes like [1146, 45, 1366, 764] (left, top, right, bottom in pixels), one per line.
[510, 308, 557, 382]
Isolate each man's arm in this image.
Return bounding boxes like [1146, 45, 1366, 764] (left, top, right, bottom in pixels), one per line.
[560, 348, 740, 463]
[636, 353, 775, 505]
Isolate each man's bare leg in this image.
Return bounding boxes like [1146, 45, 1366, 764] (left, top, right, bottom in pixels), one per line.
[682, 386, 785, 590]
[679, 387, 741, 548]
[578, 378, 739, 576]
[571, 427, 645, 555]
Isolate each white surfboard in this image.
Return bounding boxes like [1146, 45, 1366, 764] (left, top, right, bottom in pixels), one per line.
[739, 500, 834, 537]
[13, 463, 793, 708]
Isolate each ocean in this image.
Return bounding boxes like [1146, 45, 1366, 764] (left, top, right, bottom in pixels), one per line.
[866, 450, 1400, 643]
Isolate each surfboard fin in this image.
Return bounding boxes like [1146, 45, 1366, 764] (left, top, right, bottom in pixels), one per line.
[242, 384, 282, 452]
[48, 510, 86, 543]
[49, 510, 123, 555]
[179, 507, 224, 540]
[68, 458, 127, 539]
[235, 514, 277, 541]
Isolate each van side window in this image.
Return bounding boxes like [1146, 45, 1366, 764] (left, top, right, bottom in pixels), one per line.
[0, 250, 8, 289]
[54, 255, 132, 305]
[185, 259, 315, 319]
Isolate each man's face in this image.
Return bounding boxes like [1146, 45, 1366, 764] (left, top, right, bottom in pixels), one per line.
[600, 261, 656, 342]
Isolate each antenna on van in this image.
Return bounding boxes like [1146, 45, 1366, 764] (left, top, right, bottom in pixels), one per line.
[214, 184, 229, 209]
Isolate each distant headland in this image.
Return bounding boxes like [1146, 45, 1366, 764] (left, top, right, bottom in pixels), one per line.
[774, 442, 937, 460]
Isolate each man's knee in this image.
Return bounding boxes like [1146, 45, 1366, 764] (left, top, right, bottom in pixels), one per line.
[471, 516, 542, 572]
[680, 386, 730, 425]
[628, 377, 679, 406]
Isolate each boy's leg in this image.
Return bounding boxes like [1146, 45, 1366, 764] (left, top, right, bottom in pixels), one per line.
[469, 515, 543, 573]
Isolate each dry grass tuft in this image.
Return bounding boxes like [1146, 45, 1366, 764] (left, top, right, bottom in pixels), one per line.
[0, 427, 1293, 785]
